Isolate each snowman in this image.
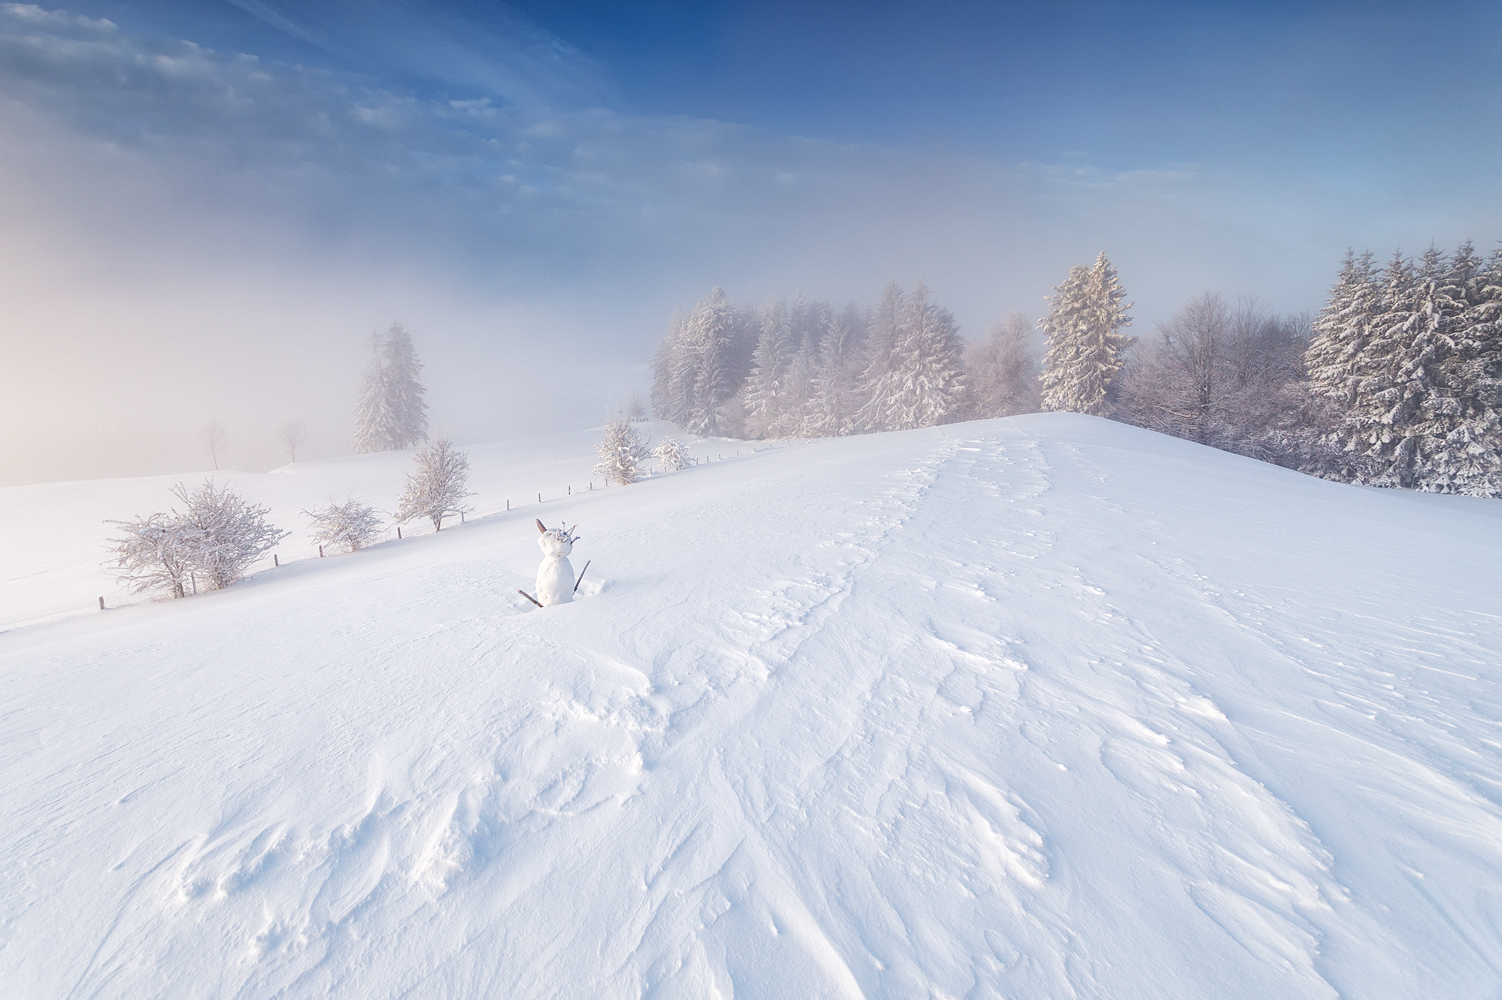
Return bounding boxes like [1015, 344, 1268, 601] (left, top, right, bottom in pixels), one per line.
[533, 520, 580, 606]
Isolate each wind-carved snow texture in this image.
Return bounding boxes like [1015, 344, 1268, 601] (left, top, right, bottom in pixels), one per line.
[2, 413, 1500, 998]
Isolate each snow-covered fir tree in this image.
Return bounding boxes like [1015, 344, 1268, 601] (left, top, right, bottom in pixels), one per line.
[809, 305, 868, 437]
[1340, 251, 1419, 483]
[1409, 243, 1502, 495]
[303, 498, 384, 553]
[594, 416, 652, 485]
[650, 309, 691, 429]
[382, 323, 429, 449]
[857, 281, 965, 431]
[650, 290, 753, 437]
[395, 438, 473, 531]
[1306, 250, 1381, 414]
[772, 341, 818, 437]
[1039, 253, 1134, 416]
[683, 289, 737, 436]
[854, 281, 908, 432]
[354, 332, 393, 454]
[743, 300, 795, 438]
[1305, 244, 1502, 495]
[354, 325, 429, 453]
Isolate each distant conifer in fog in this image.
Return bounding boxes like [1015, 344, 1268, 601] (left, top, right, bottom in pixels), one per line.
[354, 324, 429, 454]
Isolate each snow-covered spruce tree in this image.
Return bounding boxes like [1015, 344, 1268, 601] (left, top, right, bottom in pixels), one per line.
[382, 323, 429, 449]
[809, 304, 868, 436]
[354, 332, 394, 454]
[1306, 250, 1381, 414]
[650, 309, 691, 429]
[594, 416, 652, 485]
[1412, 243, 1502, 495]
[354, 325, 428, 453]
[772, 341, 817, 437]
[303, 498, 384, 553]
[1341, 251, 1425, 486]
[170, 480, 288, 590]
[683, 289, 737, 436]
[652, 436, 689, 472]
[854, 281, 908, 432]
[743, 299, 795, 438]
[856, 281, 965, 431]
[651, 291, 749, 436]
[966, 312, 1041, 420]
[395, 437, 473, 531]
[1039, 253, 1134, 415]
[1359, 244, 1502, 495]
[107, 512, 195, 598]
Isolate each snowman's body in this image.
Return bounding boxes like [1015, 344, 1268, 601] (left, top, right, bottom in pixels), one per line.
[535, 522, 577, 605]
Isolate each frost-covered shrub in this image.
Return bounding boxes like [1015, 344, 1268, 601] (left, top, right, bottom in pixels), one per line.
[107, 512, 196, 598]
[594, 417, 651, 485]
[107, 480, 287, 597]
[303, 498, 383, 553]
[395, 437, 473, 530]
[171, 480, 287, 590]
[652, 437, 689, 472]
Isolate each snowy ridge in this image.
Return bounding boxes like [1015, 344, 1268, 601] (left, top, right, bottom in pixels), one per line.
[2, 414, 1500, 998]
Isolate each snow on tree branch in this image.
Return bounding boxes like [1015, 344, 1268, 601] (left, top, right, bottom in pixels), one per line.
[395, 437, 474, 530]
[303, 498, 384, 553]
[652, 437, 690, 472]
[106, 480, 287, 597]
[594, 417, 651, 485]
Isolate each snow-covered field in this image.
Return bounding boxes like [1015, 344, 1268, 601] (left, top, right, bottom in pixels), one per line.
[3, 413, 1500, 999]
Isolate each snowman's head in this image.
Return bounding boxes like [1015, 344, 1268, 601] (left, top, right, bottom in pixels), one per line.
[536, 519, 577, 557]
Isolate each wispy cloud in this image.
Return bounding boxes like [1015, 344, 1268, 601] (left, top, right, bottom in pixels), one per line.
[1, 2, 1495, 484]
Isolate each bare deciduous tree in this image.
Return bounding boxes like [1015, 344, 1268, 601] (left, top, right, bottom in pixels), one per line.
[303, 498, 383, 552]
[279, 420, 307, 463]
[395, 437, 474, 531]
[201, 420, 228, 470]
[106, 480, 286, 597]
[966, 312, 1041, 419]
[1120, 293, 1316, 463]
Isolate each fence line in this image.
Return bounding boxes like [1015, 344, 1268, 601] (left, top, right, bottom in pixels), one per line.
[0, 438, 818, 634]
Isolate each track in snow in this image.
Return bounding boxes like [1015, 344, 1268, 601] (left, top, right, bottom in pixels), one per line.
[2, 414, 1500, 999]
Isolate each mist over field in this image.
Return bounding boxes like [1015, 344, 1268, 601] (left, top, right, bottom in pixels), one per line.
[2, 0, 1498, 483]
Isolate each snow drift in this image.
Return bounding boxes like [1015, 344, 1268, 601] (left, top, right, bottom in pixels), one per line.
[2, 414, 1499, 999]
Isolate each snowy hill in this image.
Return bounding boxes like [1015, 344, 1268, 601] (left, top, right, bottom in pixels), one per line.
[3, 414, 1500, 999]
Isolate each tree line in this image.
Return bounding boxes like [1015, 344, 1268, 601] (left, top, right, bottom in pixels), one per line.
[650, 281, 1036, 441]
[650, 244, 1502, 497]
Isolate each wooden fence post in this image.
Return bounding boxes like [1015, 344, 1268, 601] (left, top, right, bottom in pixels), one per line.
[98, 596, 105, 610]
[397, 526, 402, 539]
[319, 545, 324, 557]
[273, 554, 279, 567]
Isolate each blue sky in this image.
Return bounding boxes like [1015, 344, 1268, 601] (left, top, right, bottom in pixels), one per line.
[1, 0, 1499, 481]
